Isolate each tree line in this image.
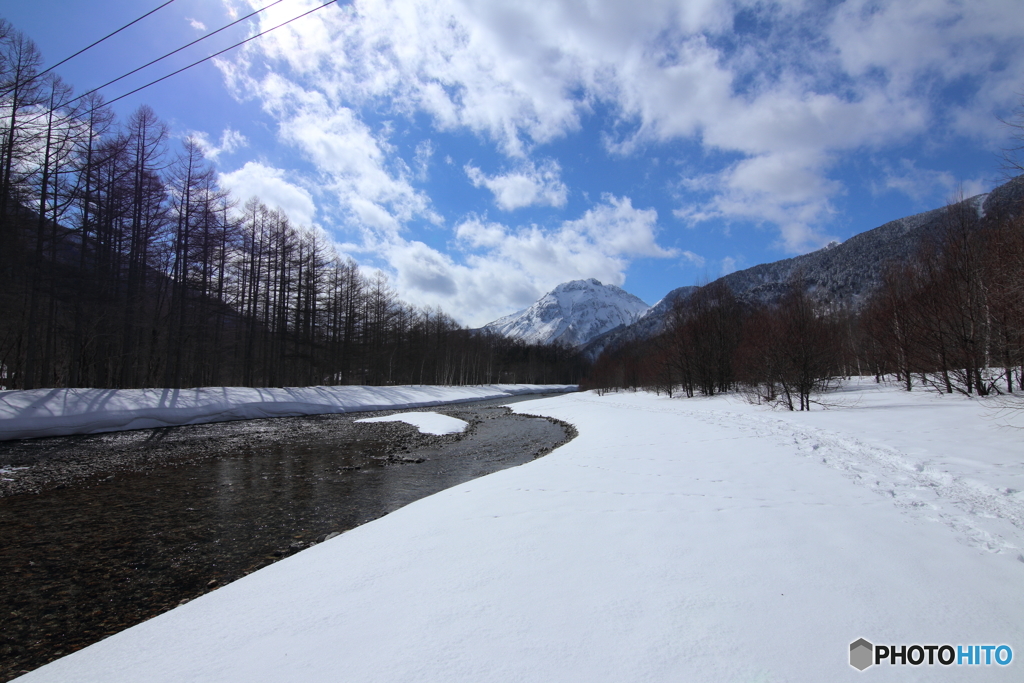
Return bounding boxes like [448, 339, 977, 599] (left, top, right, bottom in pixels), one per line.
[583, 189, 1024, 409]
[860, 192, 1024, 397]
[0, 19, 587, 391]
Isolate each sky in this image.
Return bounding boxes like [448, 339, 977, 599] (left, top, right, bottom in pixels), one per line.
[4, 0, 1024, 327]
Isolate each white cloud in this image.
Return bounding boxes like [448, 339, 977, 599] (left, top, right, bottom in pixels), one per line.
[219, 161, 317, 228]
[393, 195, 673, 325]
[218, 0, 1024, 322]
[190, 128, 248, 162]
[230, 0, 732, 156]
[465, 159, 568, 211]
[960, 177, 991, 200]
[829, 0, 1024, 94]
[336, 195, 676, 326]
[561, 195, 676, 259]
[238, 75, 440, 238]
[677, 150, 842, 252]
[680, 250, 705, 268]
[389, 240, 459, 297]
[877, 160, 996, 207]
[878, 160, 958, 203]
[188, 17, 207, 31]
[413, 140, 435, 181]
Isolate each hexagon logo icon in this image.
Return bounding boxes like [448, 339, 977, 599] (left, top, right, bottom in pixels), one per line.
[850, 638, 874, 671]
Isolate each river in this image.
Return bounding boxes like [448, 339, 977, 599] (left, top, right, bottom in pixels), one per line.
[0, 395, 575, 681]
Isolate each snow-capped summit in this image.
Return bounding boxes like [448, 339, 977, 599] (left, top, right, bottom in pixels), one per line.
[483, 278, 649, 347]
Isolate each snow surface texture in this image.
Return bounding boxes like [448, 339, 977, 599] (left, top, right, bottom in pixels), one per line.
[483, 278, 649, 347]
[0, 385, 574, 441]
[355, 412, 468, 435]
[16, 381, 1024, 682]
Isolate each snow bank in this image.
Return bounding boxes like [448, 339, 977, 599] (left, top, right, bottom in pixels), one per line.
[15, 381, 1024, 682]
[355, 412, 469, 435]
[0, 384, 575, 441]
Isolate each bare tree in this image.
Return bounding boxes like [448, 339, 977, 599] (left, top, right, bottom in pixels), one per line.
[736, 285, 844, 411]
[0, 18, 587, 391]
[665, 281, 742, 397]
[0, 25, 45, 230]
[1000, 93, 1024, 176]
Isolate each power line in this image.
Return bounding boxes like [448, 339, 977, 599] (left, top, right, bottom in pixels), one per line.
[39, 0, 178, 78]
[19, 0, 339, 126]
[100, 0, 339, 110]
[68, 0, 289, 109]
[0, 0, 176, 100]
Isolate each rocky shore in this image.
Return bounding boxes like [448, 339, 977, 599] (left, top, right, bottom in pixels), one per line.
[0, 396, 575, 499]
[0, 396, 576, 682]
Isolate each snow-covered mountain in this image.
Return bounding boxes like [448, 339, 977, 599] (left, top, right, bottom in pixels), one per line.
[483, 279, 649, 347]
[581, 284, 698, 360]
[581, 174, 1024, 360]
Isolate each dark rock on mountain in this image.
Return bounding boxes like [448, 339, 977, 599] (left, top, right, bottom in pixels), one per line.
[581, 175, 1024, 360]
[483, 278, 649, 347]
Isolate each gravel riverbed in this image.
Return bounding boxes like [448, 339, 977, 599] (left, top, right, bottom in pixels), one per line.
[0, 396, 574, 498]
[0, 396, 576, 681]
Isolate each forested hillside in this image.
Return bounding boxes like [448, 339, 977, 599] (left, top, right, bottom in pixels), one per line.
[584, 178, 1024, 408]
[0, 20, 586, 391]
[585, 177, 1024, 362]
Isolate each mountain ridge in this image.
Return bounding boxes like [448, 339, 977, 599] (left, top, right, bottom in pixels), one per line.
[581, 175, 1024, 359]
[479, 175, 1024, 357]
[483, 278, 649, 347]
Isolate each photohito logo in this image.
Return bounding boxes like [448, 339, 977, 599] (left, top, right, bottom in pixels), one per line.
[849, 638, 1013, 671]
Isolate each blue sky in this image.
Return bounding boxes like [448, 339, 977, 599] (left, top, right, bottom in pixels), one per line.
[5, 0, 1023, 326]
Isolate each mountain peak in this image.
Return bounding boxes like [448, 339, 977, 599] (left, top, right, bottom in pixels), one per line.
[484, 280, 649, 347]
[552, 278, 604, 292]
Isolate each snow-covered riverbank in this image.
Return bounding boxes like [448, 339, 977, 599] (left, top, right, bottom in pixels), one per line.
[15, 380, 1024, 681]
[0, 384, 575, 441]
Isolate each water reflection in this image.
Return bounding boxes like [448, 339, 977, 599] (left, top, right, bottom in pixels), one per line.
[0, 404, 569, 681]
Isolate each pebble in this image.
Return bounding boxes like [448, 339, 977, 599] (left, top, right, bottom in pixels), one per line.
[0, 409, 455, 499]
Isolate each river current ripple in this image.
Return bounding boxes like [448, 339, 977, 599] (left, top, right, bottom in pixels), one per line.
[0, 395, 575, 681]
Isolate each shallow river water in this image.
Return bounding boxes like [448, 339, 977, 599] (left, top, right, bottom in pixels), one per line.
[0, 395, 575, 681]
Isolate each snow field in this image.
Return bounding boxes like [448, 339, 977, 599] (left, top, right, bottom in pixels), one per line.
[355, 412, 469, 435]
[15, 381, 1024, 682]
